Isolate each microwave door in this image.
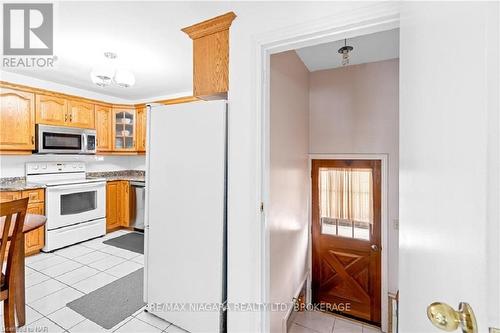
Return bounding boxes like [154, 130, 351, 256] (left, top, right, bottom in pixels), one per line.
[35, 124, 95, 154]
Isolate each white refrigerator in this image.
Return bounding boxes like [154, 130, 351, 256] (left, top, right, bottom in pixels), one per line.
[144, 100, 228, 333]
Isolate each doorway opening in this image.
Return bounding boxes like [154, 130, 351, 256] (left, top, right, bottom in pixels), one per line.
[263, 18, 399, 333]
[311, 159, 381, 325]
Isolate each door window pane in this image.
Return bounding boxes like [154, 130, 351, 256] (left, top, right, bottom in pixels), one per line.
[319, 167, 373, 241]
[61, 191, 96, 215]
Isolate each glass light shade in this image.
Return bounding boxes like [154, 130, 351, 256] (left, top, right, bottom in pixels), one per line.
[90, 70, 111, 87]
[114, 69, 135, 88]
[90, 66, 114, 87]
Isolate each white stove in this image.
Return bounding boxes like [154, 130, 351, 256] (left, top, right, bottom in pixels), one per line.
[26, 162, 106, 252]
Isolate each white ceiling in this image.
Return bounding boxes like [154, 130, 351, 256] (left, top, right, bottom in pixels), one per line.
[1, 2, 232, 101]
[295, 28, 399, 72]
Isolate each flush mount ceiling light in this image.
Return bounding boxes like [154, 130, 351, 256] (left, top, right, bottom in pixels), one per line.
[90, 52, 135, 88]
[338, 39, 354, 66]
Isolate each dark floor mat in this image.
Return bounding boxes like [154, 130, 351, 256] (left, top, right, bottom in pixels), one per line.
[103, 232, 144, 254]
[67, 269, 145, 329]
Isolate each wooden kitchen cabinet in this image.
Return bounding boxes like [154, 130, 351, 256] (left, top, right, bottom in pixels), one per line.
[113, 107, 136, 151]
[0, 188, 45, 255]
[25, 202, 45, 255]
[0, 87, 35, 153]
[95, 105, 113, 151]
[67, 99, 95, 128]
[106, 180, 130, 231]
[136, 106, 146, 152]
[36, 95, 95, 129]
[182, 12, 236, 100]
[119, 181, 130, 227]
[35, 94, 68, 126]
[106, 181, 120, 231]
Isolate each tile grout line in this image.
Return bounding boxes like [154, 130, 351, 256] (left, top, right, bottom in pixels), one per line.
[23, 231, 150, 332]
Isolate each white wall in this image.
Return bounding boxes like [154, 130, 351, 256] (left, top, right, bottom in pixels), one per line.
[269, 51, 309, 332]
[309, 59, 399, 293]
[0, 155, 145, 178]
[225, 3, 394, 331]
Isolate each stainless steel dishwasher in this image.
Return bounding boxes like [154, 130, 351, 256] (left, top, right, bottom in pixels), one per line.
[130, 180, 145, 230]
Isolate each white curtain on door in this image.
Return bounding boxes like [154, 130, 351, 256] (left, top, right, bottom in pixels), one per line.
[319, 168, 373, 224]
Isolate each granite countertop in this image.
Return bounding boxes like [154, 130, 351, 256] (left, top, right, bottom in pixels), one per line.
[0, 177, 46, 192]
[86, 170, 145, 182]
[0, 170, 145, 192]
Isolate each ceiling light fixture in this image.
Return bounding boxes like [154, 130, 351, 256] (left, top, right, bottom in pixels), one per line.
[338, 39, 354, 66]
[90, 52, 135, 88]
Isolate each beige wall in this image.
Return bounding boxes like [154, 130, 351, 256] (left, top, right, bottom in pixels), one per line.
[269, 51, 310, 332]
[309, 59, 399, 292]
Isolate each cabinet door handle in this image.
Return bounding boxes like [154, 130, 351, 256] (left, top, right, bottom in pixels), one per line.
[65, 114, 68, 122]
[31, 136, 34, 144]
[70, 114, 73, 122]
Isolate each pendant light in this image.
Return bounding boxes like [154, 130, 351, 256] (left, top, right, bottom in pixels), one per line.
[338, 39, 354, 66]
[90, 52, 136, 88]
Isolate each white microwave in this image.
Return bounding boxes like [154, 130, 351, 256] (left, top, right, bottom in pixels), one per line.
[36, 124, 96, 154]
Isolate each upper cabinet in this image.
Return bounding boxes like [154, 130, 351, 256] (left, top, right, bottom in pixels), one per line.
[0, 87, 35, 152]
[35, 95, 95, 129]
[113, 107, 136, 151]
[136, 106, 146, 152]
[35, 94, 68, 126]
[67, 99, 95, 128]
[95, 105, 113, 152]
[182, 12, 236, 100]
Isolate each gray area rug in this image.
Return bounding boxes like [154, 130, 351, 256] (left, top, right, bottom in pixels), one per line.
[103, 232, 144, 254]
[67, 269, 146, 329]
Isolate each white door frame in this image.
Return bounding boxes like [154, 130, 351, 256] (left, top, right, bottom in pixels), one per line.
[308, 153, 389, 330]
[255, 3, 400, 332]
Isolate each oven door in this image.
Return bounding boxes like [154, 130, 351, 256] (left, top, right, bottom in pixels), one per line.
[46, 182, 106, 230]
[36, 124, 85, 154]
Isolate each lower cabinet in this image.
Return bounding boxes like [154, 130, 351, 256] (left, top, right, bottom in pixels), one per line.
[0, 188, 45, 256]
[106, 180, 130, 231]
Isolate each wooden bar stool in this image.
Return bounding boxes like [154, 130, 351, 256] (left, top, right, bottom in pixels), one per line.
[0, 198, 28, 332]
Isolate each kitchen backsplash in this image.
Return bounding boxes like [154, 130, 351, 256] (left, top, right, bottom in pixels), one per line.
[0, 154, 145, 178]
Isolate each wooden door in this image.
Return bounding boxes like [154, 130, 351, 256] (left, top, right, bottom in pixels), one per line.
[25, 203, 45, 254]
[113, 108, 136, 151]
[106, 181, 120, 231]
[119, 181, 130, 227]
[35, 94, 68, 126]
[67, 100, 95, 128]
[95, 105, 112, 151]
[136, 107, 146, 152]
[0, 87, 35, 151]
[312, 159, 381, 325]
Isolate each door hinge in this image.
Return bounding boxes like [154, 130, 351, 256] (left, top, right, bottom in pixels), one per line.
[260, 202, 264, 213]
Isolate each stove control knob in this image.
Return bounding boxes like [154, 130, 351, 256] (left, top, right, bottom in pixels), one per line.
[41, 164, 47, 169]
[33, 165, 39, 170]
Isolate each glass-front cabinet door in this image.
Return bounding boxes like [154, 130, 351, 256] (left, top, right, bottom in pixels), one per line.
[113, 107, 136, 151]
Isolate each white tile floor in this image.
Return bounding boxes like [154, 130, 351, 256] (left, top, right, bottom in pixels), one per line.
[289, 311, 382, 333]
[2, 230, 188, 333]
[3, 229, 383, 333]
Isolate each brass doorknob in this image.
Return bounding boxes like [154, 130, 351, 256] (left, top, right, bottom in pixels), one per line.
[427, 302, 478, 333]
[370, 244, 379, 251]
